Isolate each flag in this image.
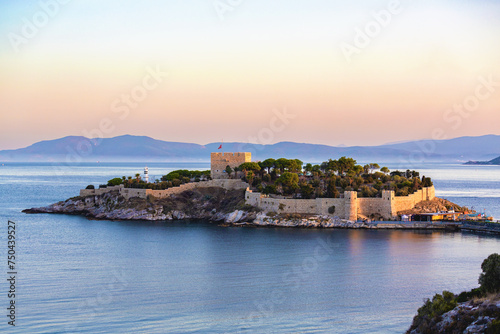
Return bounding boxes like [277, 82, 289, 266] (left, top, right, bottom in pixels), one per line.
[218, 144, 222, 149]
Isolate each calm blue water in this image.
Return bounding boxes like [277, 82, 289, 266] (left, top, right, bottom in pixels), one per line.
[0, 162, 499, 333]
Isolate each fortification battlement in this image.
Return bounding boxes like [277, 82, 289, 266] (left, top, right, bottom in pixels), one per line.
[211, 152, 251, 179]
[211, 152, 250, 158]
[245, 186, 435, 221]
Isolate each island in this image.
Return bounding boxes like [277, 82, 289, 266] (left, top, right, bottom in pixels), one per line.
[25, 152, 500, 232]
[465, 155, 500, 165]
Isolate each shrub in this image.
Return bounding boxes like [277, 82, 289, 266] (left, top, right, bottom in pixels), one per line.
[479, 253, 500, 293]
[486, 319, 500, 334]
[416, 291, 457, 320]
[85, 185, 95, 189]
[107, 177, 123, 186]
[456, 288, 483, 303]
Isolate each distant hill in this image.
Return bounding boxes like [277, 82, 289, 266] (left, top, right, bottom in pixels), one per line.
[1, 134, 500, 163]
[465, 155, 500, 165]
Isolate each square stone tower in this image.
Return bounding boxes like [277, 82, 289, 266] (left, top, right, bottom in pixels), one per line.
[211, 152, 251, 179]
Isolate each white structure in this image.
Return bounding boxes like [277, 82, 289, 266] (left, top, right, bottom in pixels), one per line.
[144, 166, 149, 183]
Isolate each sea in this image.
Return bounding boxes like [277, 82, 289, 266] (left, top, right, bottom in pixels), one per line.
[0, 162, 499, 333]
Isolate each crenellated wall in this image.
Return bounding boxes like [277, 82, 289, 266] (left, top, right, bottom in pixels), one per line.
[245, 186, 435, 221]
[80, 179, 249, 200]
[211, 152, 251, 179]
[245, 190, 353, 219]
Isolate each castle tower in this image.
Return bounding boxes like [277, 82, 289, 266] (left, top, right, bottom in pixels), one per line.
[381, 190, 396, 219]
[211, 152, 251, 179]
[344, 191, 358, 221]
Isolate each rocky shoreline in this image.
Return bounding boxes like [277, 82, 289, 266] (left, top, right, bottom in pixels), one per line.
[23, 186, 487, 232]
[409, 296, 500, 333]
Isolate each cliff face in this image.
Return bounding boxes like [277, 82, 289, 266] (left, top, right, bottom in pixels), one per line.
[24, 187, 258, 222]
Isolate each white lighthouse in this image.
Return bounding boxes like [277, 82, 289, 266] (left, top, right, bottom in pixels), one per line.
[144, 166, 149, 183]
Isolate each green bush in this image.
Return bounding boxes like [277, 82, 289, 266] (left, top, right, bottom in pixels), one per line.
[417, 291, 457, 320]
[456, 288, 483, 303]
[107, 177, 123, 186]
[486, 319, 500, 334]
[85, 184, 95, 189]
[479, 253, 500, 293]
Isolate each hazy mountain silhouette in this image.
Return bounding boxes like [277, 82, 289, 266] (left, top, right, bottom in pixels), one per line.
[1, 134, 499, 163]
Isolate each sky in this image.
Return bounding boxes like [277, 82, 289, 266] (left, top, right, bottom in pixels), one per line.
[1, 0, 499, 150]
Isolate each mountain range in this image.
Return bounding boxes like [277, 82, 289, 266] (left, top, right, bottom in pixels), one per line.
[1, 134, 500, 163]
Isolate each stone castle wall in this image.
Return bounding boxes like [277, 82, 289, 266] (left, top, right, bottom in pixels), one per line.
[245, 186, 435, 221]
[80, 179, 249, 200]
[245, 190, 350, 219]
[211, 152, 251, 179]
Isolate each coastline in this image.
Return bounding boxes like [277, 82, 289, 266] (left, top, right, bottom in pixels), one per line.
[22, 187, 500, 235]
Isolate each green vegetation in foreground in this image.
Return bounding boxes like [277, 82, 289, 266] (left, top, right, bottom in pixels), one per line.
[407, 253, 500, 333]
[233, 157, 432, 198]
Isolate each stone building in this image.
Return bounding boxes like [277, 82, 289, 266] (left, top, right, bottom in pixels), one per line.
[210, 152, 251, 179]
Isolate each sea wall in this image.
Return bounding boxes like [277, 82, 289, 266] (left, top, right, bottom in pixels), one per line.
[245, 190, 350, 219]
[392, 186, 435, 213]
[245, 186, 435, 221]
[80, 179, 249, 200]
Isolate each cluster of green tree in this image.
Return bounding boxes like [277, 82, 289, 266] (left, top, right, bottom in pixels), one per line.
[230, 157, 433, 199]
[408, 253, 500, 333]
[95, 170, 211, 191]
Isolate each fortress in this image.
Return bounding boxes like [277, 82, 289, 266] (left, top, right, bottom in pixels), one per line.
[211, 152, 251, 179]
[245, 185, 435, 221]
[80, 151, 435, 221]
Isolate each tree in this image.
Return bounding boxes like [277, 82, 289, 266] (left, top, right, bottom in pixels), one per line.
[363, 164, 370, 174]
[299, 181, 314, 199]
[135, 173, 141, 182]
[422, 176, 433, 187]
[277, 172, 299, 195]
[261, 158, 276, 174]
[369, 163, 380, 173]
[162, 172, 180, 182]
[380, 167, 390, 174]
[225, 165, 233, 178]
[292, 159, 303, 173]
[353, 165, 363, 176]
[304, 163, 313, 174]
[246, 171, 254, 187]
[479, 253, 500, 293]
[107, 177, 123, 186]
[275, 158, 290, 174]
[311, 164, 322, 177]
[336, 156, 356, 175]
[239, 162, 261, 174]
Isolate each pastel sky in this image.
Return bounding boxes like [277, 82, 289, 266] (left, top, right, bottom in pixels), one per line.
[1, 0, 499, 150]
